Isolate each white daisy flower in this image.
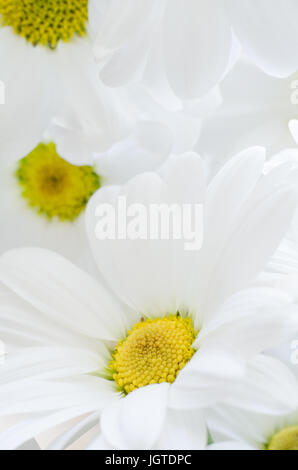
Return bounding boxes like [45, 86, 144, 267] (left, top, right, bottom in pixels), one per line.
[0, 0, 221, 165]
[0, 121, 173, 270]
[0, 0, 132, 162]
[90, 0, 298, 101]
[206, 358, 298, 450]
[0, 150, 297, 450]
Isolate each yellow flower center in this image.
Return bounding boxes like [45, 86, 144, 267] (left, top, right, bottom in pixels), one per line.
[110, 314, 197, 395]
[268, 426, 298, 450]
[16, 142, 100, 221]
[0, 0, 88, 49]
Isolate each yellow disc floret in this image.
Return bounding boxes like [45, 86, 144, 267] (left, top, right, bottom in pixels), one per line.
[16, 142, 100, 221]
[0, 0, 88, 49]
[267, 426, 298, 450]
[110, 314, 197, 395]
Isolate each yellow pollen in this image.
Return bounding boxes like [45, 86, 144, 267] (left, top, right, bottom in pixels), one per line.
[267, 426, 298, 450]
[110, 314, 197, 395]
[0, 0, 88, 49]
[16, 142, 100, 222]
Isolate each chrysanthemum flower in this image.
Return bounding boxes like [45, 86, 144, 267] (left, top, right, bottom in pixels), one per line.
[0, 0, 132, 162]
[0, 149, 297, 450]
[0, 1, 222, 165]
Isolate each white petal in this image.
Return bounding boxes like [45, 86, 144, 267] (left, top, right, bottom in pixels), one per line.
[200, 174, 297, 315]
[198, 60, 295, 168]
[0, 290, 101, 353]
[162, 0, 232, 98]
[187, 148, 266, 315]
[51, 40, 132, 166]
[95, 120, 172, 185]
[141, 29, 187, 111]
[0, 375, 114, 416]
[85, 432, 114, 450]
[47, 412, 100, 450]
[0, 347, 102, 385]
[101, 384, 169, 449]
[0, 248, 129, 341]
[228, 0, 298, 77]
[92, 0, 159, 53]
[97, 1, 163, 86]
[0, 408, 96, 450]
[169, 349, 244, 409]
[206, 404, 271, 449]
[0, 30, 57, 161]
[197, 287, 298, 360]
[153, 409, 207, 450]
[86, 174, 166, 317]
[88, 0, 110, 42]
[87, 153, 206, 318]
[225, 355, 298, 414]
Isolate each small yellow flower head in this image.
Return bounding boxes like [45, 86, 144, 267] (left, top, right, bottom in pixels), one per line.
[0, 0, 88, 49]
[268, 426, 298, 450]
[110, 314, 197, 395]
[16, 142, 100, 222]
